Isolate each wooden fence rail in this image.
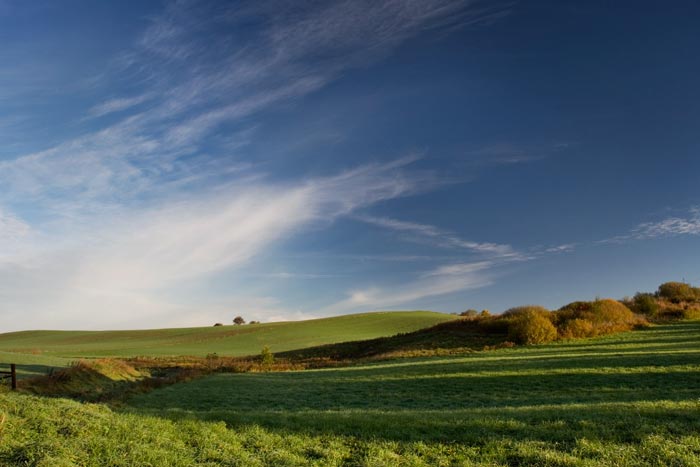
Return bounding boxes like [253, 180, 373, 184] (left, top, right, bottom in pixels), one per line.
[0, 364, 16, 390]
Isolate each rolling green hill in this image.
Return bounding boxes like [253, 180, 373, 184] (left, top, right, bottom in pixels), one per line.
[0, 311, 456, 359]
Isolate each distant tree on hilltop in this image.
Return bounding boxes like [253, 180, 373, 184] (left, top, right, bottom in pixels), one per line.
[233, 316, 245, 325]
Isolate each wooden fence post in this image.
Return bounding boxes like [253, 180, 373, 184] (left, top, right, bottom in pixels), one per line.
[11, 363, 16, 390]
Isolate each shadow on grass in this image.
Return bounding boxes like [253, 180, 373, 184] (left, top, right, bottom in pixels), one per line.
[130, 398, 700, 444]
[0, 363, 63, 379]
[198, 401, 700, 445]
[123, 320, 700, 442]
[128, 366, 700, 441]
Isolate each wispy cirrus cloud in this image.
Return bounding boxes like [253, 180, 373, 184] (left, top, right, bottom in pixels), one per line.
[355, 214, 517, 257]
[325, 213, 584, 313]
[544, 243, 577, 254]
[601, 207, 700, 244]
[631, 209, 700, 239]
[323, 260, 496, 315]
[0, 157, 434, 331]
[88, 94, 152, 118]
[2, 0, 496, 223]
[323, 213, 530, 314]
[463, 141, 574, 165]
[0, 0, 514, 330]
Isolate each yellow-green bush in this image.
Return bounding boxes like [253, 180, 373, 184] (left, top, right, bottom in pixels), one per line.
[501, 305, 550, 318]
[654, 301, 700, 321]
[555, 299, 642, 337]
[507, 310, 557, 345]
[479, 305, 551, 338]
[558, 318, 595, 339]
[631, 293, 659, 315]
[657, 282, 700, 303]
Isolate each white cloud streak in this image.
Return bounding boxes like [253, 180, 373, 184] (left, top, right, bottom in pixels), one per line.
[322, 260, 495, 315]
[321, 213, 535, 315]
[631, 210, 700, 239]
[544, 243, 577, 254]
[601, 207, 700, 244]
[356, 215, 516, 256]
[0, 159, 430, 331]
[88, 94, 152, 118]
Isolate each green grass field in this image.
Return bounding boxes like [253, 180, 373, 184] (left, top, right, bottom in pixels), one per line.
[0, 311, 455, 359]
[2, 321, 699, 466]
[0, 351, 73, 379]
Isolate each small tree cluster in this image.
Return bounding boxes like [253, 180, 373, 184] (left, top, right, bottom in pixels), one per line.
[460, 309, 491, 320]
[233, 316, 245, 325]
[624, 281, 700, 321]
[487, 300, 645, 345]
[456, 280, 700, 348]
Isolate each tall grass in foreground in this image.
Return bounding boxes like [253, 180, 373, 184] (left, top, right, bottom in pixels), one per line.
[2, 321, 699, 466]
[2, 391, 699, 467]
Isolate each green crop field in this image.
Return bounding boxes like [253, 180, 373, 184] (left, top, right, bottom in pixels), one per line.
[0, 311, 455, 359]
[2, 321, 699, 466]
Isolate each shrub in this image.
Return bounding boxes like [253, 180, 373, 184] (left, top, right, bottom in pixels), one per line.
[657, 282, 698, 303]
[654, 302, 700, 321]
[213, 323, 224, 327]
[559, 318, 595, 339]
[507, 310, 557, 345]
[260, 346, 275, 368]
[631, 293, 659, 316]
[501, 305, 550, 318]
[683, 306, 700, 319]
[555, 299, 642, 336]
[460, 309, 478, 318]
[592, 299, 637, 325]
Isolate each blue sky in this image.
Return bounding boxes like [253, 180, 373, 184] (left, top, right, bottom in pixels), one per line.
[1, 0, 699, 331]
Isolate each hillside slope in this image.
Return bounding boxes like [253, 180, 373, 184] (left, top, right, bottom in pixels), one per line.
[0, 311, 456, 358]
[279, 317, 500, 361]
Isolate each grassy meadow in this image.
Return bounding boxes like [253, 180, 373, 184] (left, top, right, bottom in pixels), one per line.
[0, 311, 455, 359]
[0, 351, 73, 379]
[2, 320, 700, 466]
